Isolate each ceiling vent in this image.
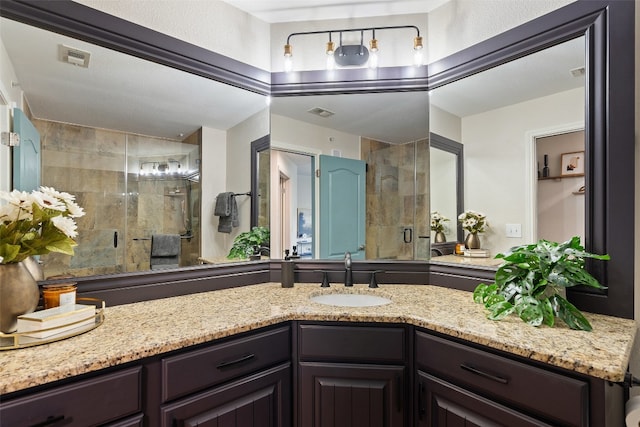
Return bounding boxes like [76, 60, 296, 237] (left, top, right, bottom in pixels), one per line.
[59, 44, 91, 68]
[307, 107, 335, 118]
[570, 66, 585, 77]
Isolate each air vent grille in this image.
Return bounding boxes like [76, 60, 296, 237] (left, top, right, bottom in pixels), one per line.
[58, 44, 91, 68]
[307, 107, 335, 118]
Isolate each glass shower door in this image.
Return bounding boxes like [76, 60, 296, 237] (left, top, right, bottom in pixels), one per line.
[38, 120, 127, 278]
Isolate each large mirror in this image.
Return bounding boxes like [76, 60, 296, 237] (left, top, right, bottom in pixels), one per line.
[429, 35, 585, 262]
[269, 91, 430, 261]
[1, 16, 269, 278]
[268, 36, 584, 263]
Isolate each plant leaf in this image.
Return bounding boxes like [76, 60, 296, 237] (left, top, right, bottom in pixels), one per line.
[487, 300, 515, 320]
[549, 294, 592, 331]
[517, 304, 543, 326]
[540, 298, 555, 327]
[472, 284, 489, 304]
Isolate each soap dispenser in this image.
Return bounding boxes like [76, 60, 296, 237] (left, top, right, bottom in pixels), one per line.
[281, 250, 294, 288]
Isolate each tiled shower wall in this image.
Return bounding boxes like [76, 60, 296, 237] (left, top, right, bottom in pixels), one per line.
[361, 137, 430, 260]
[33, 119, 200, 279]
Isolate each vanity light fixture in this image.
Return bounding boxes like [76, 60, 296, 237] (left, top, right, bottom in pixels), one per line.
[283, 25, 423, 72]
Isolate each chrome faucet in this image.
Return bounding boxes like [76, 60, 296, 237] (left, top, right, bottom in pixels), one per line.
[344, 252, 353, 287]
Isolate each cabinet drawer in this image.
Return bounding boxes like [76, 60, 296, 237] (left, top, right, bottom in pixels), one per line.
[299, 323, 405, 363]
[415, 331, 588, 426]
[162, 325, 290, 402]
[0, 366, 141, 427]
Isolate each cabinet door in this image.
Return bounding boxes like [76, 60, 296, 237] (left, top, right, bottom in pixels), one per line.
[161, 363, 291, 427]
[416, 371, 554, 427]
[299, 362, 405, 427]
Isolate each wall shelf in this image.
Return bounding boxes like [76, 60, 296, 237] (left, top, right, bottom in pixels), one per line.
[538, 173, 584, 181]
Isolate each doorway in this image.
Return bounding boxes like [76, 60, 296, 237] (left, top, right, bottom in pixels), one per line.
[271, 149, 314, 259]
[535, 130, 585, 243]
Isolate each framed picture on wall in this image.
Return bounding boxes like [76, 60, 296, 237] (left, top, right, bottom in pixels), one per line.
[297, 208, 312, 238]
[560, 151, 585, 176]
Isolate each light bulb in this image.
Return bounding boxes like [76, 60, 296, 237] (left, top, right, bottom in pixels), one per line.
[413, 36, 424, 66]
[369, 51, 379, 69]
[283, 43, 293, 72]
[369, 38, 379, 69]
[284, 56, 293, 72]
[326, 53, 336, 70]
[413, 49, 423, 66]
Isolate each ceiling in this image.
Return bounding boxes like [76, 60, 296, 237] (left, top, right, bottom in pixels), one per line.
[221, 0, 449, 23]
[1, 2, 584, 145]
[0, 17, 267, 140]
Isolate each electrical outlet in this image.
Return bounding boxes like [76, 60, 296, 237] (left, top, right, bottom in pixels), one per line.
[506, 223, 522, 238]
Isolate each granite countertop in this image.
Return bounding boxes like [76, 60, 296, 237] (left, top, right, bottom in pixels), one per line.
[430, 254, 504, 268]
[0, 283, 636, 395]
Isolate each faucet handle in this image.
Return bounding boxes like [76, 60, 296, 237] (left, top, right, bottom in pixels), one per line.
[344, 251, 352, 268]
[369, 270, 383, 288]
[321, 271, 330, 288]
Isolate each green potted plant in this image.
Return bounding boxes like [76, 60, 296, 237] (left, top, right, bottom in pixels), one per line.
[473, 236, 609, 331]
[227, 226, 270, 260]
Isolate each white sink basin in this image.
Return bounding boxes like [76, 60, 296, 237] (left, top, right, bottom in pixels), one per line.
[310, 293, 392, 307]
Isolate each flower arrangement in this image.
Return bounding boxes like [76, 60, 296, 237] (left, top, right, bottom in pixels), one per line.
[430, 212, 449, 233]
[458, 210, 488, 234]
[0, 187, 85, 264]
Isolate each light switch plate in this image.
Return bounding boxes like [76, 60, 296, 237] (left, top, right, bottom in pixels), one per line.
[506, 223, 522, 238]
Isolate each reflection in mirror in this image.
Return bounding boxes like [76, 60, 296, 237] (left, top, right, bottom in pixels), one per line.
[429, 36, 585, 261]
[429, 133, 463, 253]
[270, 91, 429, 261]
[1, 17, 269, 278]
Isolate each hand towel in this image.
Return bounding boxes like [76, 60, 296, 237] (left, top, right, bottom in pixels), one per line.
[150, 234, 181, 269]
[151, 234, 181, 256]
[214, 192, 234, 216]
[216, 193, 238, 233]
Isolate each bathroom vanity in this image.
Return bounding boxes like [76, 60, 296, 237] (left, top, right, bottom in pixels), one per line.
[0, 283, 635, 426]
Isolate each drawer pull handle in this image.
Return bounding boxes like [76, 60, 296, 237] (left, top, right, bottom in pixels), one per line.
[460, 363, 509, 384]
[30, 415, 68, 427]
[216, 353, 255, 369]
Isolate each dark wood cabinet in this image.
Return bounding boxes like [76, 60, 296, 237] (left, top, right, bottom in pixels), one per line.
[160, 362, 291, 427]
[0, 366, 142, 427]
[416, 371, 554, 427]
[412, 329, 627, 427]
[161, 325, 291, 402]
[1, 321, 623, 427]
[300, 362, 405, 427]
[157, 325, 292, 427]
[297, 323, 409, 427]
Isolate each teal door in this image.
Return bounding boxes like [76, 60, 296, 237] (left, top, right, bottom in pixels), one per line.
[12, 108, 41, 192]
[319, 155, 366, 260]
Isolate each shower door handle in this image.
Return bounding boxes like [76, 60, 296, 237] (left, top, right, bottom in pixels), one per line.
[113, 231, 118, 248]
[403, 228, 413, 243]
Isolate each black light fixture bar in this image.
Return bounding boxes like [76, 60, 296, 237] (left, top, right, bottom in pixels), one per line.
[285, 25, 421, 45]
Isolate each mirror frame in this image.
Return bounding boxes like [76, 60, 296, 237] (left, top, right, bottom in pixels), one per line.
[250, 135, 270, 227]
[429, 133, 464, 243]
[1, 0, 633, 318]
